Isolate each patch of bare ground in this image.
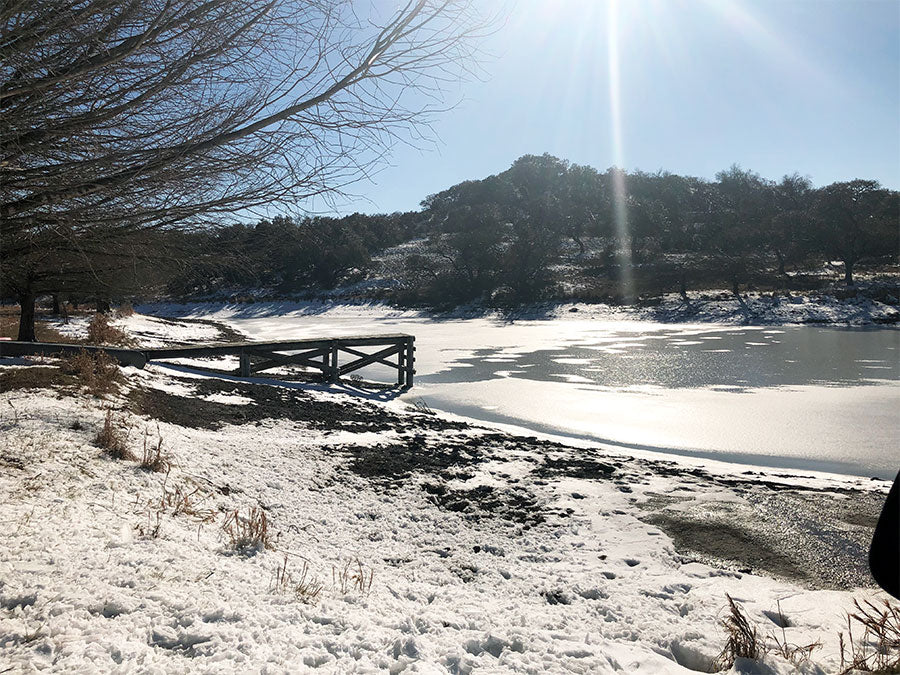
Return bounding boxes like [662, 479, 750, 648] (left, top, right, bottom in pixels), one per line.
[127, 375, 467, 434]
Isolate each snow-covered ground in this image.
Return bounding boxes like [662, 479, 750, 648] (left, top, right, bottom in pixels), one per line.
[0, 311, 895, 673]
[47, 312, 230, 347]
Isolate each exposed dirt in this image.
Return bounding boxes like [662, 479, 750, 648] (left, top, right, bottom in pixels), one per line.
[127, 375, 468, 434]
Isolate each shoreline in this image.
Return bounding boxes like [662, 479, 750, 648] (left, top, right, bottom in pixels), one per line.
[134, 278, 900, 327]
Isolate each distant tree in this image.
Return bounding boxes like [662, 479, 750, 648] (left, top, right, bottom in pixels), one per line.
[705, 165, 775, 301]
[813, 180, 899, 284]
[765, 173, 814, 276]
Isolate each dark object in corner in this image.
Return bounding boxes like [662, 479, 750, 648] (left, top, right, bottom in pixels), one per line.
[869, 470, 900, 600]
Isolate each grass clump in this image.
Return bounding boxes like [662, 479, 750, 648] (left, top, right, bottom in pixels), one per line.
[87, 312, 130, 346]
[139, 428, 172, 473]
[60, 349, 122, 395]
[223, 506, 272, 553]
[715, 594, 762, 670]
[839, 599, 900, 674]
[271, 556, 323, 604]
[95, 410, 135, 461]
[333, 558, 375, 596]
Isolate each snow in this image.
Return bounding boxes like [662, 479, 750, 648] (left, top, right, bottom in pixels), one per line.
[1, 311, 895, 672]
[135, 302, 899, 479]
[45, 313, 226, 347]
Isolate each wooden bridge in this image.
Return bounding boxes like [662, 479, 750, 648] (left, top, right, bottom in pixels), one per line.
[0, 334, 416, 388]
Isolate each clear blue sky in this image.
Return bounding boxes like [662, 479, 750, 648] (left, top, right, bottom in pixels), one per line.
[319, 0, 899, 215]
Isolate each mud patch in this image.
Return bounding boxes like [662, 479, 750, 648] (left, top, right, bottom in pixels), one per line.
[128, 376, 466, 434]
[422, 482, 546, 527]
[645, 513, 810, 582]
[341, 435, 494, 482]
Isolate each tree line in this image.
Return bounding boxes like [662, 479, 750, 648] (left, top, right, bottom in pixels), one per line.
[157, 153, 898, 308]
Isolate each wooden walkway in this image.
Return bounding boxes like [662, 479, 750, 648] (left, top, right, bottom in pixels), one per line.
[0, 334, 416, 388]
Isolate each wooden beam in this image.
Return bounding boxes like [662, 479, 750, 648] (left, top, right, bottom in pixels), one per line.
[336, 344, 402, 370]
[337, 344, 402, 376]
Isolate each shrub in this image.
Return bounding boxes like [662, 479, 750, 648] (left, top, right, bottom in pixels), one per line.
[61, 349, 122, 394]
[87, 312, 130, 346]
[223, 506, 272, 553]
[95, 410, 135, 461]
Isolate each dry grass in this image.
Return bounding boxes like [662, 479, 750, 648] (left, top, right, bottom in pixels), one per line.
[271, 556, 324, 604]
[333, 558, 374, 596]
[0, 309, 72, 343]
[139, 428, 172, 473]
[95, 410, 135, 461]
[715, 595, 763, 670]
[115, 302, 135, 318]
[60, 349, 122, 395]
[839, 599, 900, 674]
[86, 312, 130, 346]
[159, 483, 217, 521]
[223, 506, 273, 553]
[769, 601, 822, 669]
[0, 366, 75, 392]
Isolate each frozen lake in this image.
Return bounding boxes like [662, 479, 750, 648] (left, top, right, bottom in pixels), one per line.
[190, 308, 899, 479]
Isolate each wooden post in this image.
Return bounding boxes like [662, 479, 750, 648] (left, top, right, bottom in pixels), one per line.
[397, 341, 405, 387]
[330, 343, 339, 382]
[404, 338, 415, 388]
[239, 349, 250, 377]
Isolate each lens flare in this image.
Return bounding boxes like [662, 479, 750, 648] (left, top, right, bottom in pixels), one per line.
[606, 0, 634, 302]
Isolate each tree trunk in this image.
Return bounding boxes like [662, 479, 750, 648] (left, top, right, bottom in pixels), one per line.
[679, 271, 689, 302]
[96, 299, 111, 313]
[775, 250, 786, 277]
[17, 292, 37, 342]
[844, 260, 854, 285]
[51, 293, 61, 315]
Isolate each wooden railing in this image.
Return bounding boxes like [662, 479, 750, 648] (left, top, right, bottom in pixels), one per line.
[0, 334, 416, 388]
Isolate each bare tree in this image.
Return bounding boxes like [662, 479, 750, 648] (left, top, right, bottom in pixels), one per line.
[1, 0, 490, 339]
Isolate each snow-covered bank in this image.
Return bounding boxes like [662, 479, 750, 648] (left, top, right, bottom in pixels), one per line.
[1, 346, 895, 673]
[139, 280, 900, 327]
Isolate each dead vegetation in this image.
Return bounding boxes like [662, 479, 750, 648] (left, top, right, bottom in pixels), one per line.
[115, 302, 135, 318]
[715, 595, 900, 673]
[223, 506, 273, 553]
[716, 594, 763, 669]
[61, 349, 123, 395]
[333, 558, 374, 596]
[271, 556, 324, 604]
[95, 410, 135, 461]
[0, 366, 76, 392]
[86, 313, 131, 346]
[139, 427, 172, 473]
[0, 306, 72, 343]
[839, 599, 900, 674]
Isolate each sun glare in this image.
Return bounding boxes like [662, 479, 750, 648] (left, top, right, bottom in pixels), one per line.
[606, 0, 635, 302]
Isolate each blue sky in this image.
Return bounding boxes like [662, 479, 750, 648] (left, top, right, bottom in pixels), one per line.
[321, 0, 899, 215]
